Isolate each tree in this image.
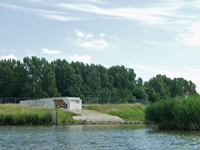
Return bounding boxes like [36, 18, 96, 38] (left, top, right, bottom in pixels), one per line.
[23, 56, 60, 97]
[108, 65, 136, 90]
[99, 88, 111, 98]
[96, 64, 113, 90]
[144, 75, 171, 100]
[145, 87, 159, 102]
[11, 60, 29, 97]
[0, 59, 16, 97]
[40, 59, 60, 97]
[133, 87, 148, 100]
[136, 77, 143, 87]
[189, 80, 197, 95]
[84, 64, 101, 97]
[171, 78, 184, 98]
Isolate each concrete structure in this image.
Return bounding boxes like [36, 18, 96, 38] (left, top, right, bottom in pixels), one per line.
[20, 97, 82, 111]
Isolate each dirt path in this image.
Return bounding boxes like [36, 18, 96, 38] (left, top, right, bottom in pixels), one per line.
[70, 110, 124, 123]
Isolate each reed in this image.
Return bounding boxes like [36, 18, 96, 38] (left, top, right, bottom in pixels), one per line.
[0, 104, 79, 125]
[0, 113, 52, 125]
[145, 96, 200, 130]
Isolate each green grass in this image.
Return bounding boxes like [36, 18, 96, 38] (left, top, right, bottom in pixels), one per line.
[145, 96, 200, 130]
[1, 103, 147, 125]
[0, 104, 79, 125]
[83, 103, 146, 121]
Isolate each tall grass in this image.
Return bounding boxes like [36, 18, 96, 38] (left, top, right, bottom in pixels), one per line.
[0, 104, 78, 125]
[145, 96, 200, 130]
[83, 103, 145, 121]
[0, 113, 52, 125]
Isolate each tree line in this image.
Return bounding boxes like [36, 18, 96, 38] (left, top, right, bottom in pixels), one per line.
[0, 56, 198, 102]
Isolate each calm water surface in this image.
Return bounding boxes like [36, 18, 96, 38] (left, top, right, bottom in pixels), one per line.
[0, 124, 200, 150]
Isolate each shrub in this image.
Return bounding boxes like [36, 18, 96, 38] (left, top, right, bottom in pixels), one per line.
[145, 96, 200, 130]
[17, 114, 26, 125]
[41, 113, 52, 125]
[4, 114, 16, 125]
[32, 114, 39, 125]
[0, 114, 4, 124]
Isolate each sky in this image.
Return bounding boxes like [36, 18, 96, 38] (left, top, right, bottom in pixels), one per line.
[0, 0, 200, 93]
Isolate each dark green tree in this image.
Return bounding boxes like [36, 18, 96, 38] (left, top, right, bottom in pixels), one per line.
[145, 87, 159, 102]
[23, 56, 60, 97]
[0, 59, 16, 97]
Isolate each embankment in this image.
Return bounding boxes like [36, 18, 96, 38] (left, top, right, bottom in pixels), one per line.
[0, 103, 145, 125]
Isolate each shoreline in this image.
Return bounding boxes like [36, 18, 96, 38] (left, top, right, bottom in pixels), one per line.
[0, 121, 144, 126]
[54, 120, 144, 125]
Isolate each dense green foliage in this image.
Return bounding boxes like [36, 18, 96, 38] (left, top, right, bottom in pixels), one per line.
[0, 113, 52, 125]
[144, 75, 197, 101]
[0, 56, 198, 102]
[145, 96, 200, 130]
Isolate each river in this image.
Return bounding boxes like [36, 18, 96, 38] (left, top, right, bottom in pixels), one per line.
[0, 124, 200, 149]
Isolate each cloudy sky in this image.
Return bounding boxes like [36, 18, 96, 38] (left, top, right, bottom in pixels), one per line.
[0, 0, 200, 93]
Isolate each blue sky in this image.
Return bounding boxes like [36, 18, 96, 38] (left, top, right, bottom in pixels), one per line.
[0, 0, 200, 93]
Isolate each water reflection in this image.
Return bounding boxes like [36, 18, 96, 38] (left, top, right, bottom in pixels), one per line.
[0, 124, 200, 149]
[146, 125, 200, 149]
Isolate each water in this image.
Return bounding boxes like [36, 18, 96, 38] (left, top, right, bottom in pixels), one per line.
[0, 124, 200, 150]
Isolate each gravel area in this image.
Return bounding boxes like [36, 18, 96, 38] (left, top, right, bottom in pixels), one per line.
[70, 110, 124, 123]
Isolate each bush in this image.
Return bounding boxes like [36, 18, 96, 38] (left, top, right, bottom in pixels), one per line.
[4, 114, 16, 125]
[145, 96, 200, 130]
[0, 114, 4, 124]
[32, 114, 39, 125]
[0, 113, 52, 125]
[17, 114, 26, 125]
[41, 113, 52, 125]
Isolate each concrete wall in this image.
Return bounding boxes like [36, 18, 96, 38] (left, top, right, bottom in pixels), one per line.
[20, 97, 82, 111]
[69, 99, 82, 110]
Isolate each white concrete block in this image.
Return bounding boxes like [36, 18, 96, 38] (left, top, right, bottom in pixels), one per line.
[20, 97, 82, 111]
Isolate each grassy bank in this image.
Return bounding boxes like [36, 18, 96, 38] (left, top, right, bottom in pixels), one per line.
[145, 96, 200, 130]
[0, 104, 79, 125]
[1, 103, 146, 125]
[83, 103, 146, 121]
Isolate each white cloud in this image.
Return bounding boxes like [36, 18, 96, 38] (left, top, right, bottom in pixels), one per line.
[75, 30, 93, 39]
[0, 54, 17, 60]
[2, 1, 200, 24]
[111, 36, 120, 41]
[178, 24, 200, 47]
[135, 38, 183, 46]
[85, 0, 105, 3]
[40, 14, 80, 21]
[77, 39, 109, 49]
[99, 33, 105, 37]
[85, 34, 93, 39]
[42, 48, 61, 54]
[23, 0, 43, 2]
[0, 3, 81, 21]
[75, 30, 85, 37]
[73, 30, 109, 49]
[56, 3, 179, 24]
[69, 55, 91, 62]
[129, 63, 183, 77]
